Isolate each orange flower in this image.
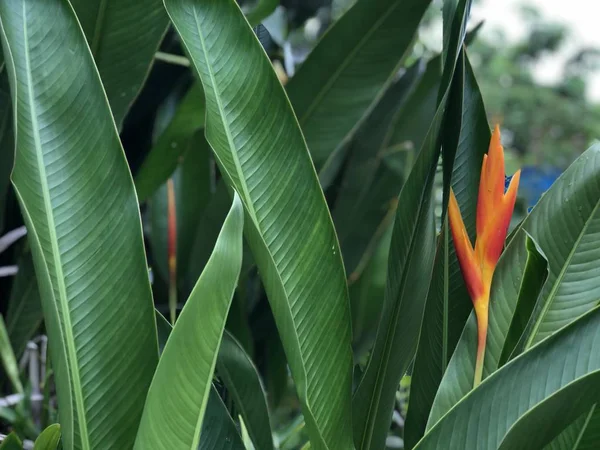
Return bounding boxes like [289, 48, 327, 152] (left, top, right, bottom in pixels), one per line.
[448, 125, 520, 386]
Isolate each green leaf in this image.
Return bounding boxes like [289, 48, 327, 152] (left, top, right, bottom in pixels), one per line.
[349, 226, 391, 361]
[520, 149, 600, 347]
[428, 143, 600, 429]
[333, 58, 426, 278]
[217, 330, 274, 450]
[6, 251, 43, 359]
[164, 0, 355, 447]
[70, 0, 169, 128]
[245, 0, 278, 26]
[286, 0, 433, 186]
[351, 2, 472, 448]
[0, 1, 159, 448]
[184, 181, 231, 294]
[135, 192, 244, 449]
[415, 306, 600, 449]
[572, 407, 600, 449]
[331, 0, 357, 20]
[153, 310, 245, 449]
[33, 424, 61, 450]
[0, 69, 12, 233]
[404, 52, 490, 448]
[0, 314, 23, 394]
[498, 235, 548, 365]
[544, 407, 596, 450]
[0, 433, 22, 450]
[154, 309, 171, 353]
[199, 386, 245, 450]
[135, 84, 206, 202]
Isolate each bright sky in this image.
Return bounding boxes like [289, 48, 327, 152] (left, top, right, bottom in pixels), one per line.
[471, 0, 600, 101]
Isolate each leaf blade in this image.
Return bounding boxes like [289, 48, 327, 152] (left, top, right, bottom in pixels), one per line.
[135, 192, 244, 449]
[0, 1, 158, 447]
[163, 0, 355, 447]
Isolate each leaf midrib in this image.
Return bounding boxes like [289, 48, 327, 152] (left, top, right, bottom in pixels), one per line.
[20, 3, 90, 447]
[525, 197, 600, 348]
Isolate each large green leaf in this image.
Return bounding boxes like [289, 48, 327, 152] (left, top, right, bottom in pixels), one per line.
[135, 84, 206, 202]
[351, 1, 472, 448]
[164, 0, 355, 448]
[415, 306, 600, 449]
[5, 251, 43, 359]
[428, 143, 600, 429]
[0, 1, 158, 448]
[70, 0, 169, 128]
[404, 52, 490, 448]
[286, 0, 432, 186]
[135, 193, 243, 449]
[217, 331, 274, 450]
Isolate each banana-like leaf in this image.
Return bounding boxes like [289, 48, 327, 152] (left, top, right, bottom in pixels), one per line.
[217, 331, 274, 450]
[135, 84, 206, 202]
[286, 0, 432, 186]
[0, 68, 12, 232]
[33, 424, 61, 450]
[6, 251, 43, 358]
[70, 0, 169, 128]
[415, 306, 600, 449]
[135, 192, 244, 449]
[404, 52, 490, 448]
[428, 143, 600, 429]
[164, 0, 355, 447]
[0, 1, 159, 448]
[351, 2, 472, 448]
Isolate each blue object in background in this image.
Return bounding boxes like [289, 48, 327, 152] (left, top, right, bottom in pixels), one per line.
[517, 165, 562, 210]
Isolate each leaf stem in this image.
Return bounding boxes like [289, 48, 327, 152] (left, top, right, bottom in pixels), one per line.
[167, 179, 177, 325]
[473, 301, 488, 387]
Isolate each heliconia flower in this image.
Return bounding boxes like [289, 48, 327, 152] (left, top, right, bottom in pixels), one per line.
[448, 125, 521, 387]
